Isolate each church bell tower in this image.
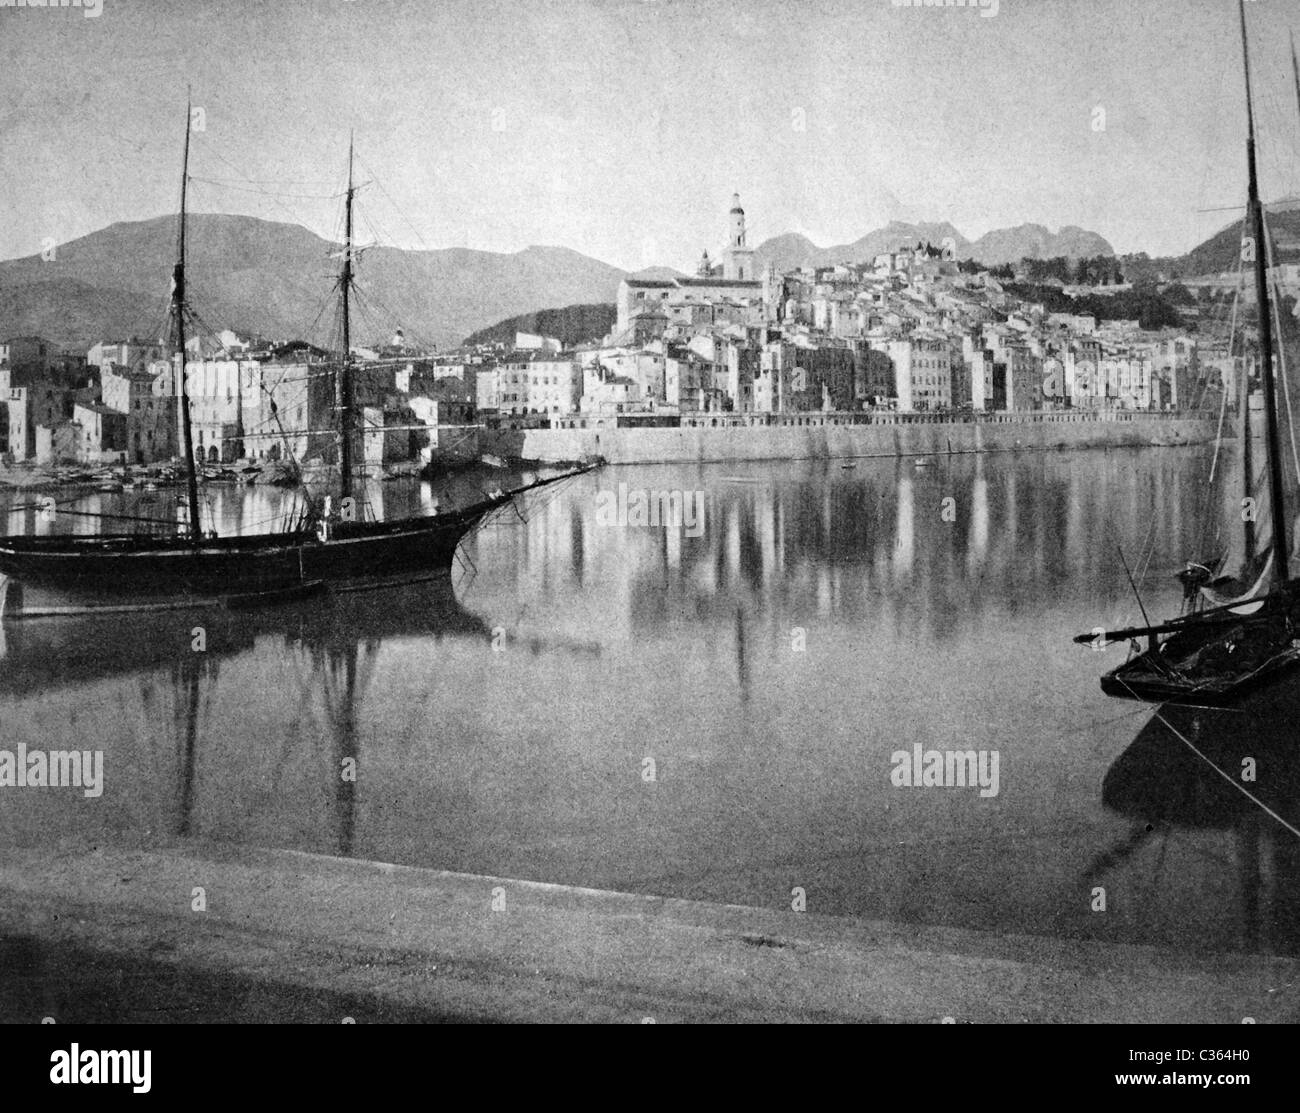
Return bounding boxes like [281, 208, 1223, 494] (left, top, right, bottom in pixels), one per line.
[722, 192, 755, 281]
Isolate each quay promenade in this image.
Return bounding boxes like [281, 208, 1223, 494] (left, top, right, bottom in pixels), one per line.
[1, 842, 1292, 1024]
[483, 410, 1222, 466]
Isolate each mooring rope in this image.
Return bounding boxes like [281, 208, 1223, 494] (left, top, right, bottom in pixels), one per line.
[1117, 676, 1300, 841]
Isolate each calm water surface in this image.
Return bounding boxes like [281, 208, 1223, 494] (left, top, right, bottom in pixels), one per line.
[3, 447, 1298, 957]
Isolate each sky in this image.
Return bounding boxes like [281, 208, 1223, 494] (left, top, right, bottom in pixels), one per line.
[3, 0, 1300, 271]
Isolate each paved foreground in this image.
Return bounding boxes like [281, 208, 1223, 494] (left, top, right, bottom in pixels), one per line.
[1, 842, 1296, 1023]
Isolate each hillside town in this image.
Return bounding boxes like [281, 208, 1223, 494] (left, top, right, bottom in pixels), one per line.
[0, 194, 1266, 471]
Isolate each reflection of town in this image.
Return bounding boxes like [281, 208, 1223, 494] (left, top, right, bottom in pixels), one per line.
[474, 450, 1211, 643]
[4, 451, 1294, 958]
[8, 473, 444, 538]
[1092, 679, 1300, 956]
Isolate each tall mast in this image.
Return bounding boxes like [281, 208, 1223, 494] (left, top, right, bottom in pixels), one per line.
[1292, 32, 1300, 145]
[1239, 0, 1288, 583]
[174, 91, 203, 543]
[1242, 349, 1255, 562]
[337, 134, 356, 502]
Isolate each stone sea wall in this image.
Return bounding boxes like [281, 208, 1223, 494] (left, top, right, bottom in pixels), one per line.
[480, 412, 1221, 466]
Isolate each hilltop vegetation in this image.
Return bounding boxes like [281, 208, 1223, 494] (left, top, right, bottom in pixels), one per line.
[462, 303, 616, 348]
[1004, 282, 1186, 332]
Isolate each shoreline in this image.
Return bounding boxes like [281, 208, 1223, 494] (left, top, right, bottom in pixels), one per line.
[484, 412, 1222, 467]
[2, 841, 1294, 1024]
[0, 413, 1222, 490]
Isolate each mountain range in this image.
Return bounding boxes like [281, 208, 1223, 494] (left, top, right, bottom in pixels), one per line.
[0, 211, 1267, 354]
[0, 214, 625, 353]
[753, 222, 1115, 273]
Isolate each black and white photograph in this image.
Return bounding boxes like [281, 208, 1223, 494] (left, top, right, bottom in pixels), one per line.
[0, 0, 1297, 1071]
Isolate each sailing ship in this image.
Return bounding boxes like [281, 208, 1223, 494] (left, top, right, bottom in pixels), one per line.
[1079, 2, 1300, 704]
[0, 106, 594, 618]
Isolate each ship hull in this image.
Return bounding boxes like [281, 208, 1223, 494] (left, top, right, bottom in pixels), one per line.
[1099, 592, 1300, 705]
[0, 503, 497, 618]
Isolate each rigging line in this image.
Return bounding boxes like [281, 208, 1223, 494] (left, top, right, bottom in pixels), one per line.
[1118, 683, 1300, 843]
[199, 143, 328, 236]
[353, 151, 433, 253]
[1261, 210, 1300, 487]
[1200, 258, 1251, 560]
[359, 207, 394, 257]
[189, 174, 341, 186]
[1194, 257, 1250, 564]
[1209, 259, 1246, 487]
[350, 285, 439, 352]
[114, 288, 174, 352]
[1118, 538, 1149, 626]
[189, 177, 346, 201]
[1134, 511, 1159, 592]
[4, 505, 181, 527]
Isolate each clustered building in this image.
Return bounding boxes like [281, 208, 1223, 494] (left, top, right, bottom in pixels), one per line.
[0, 329, 476, 469]
[471, 195, 1219, 429]
[0, 195, 1235, 468]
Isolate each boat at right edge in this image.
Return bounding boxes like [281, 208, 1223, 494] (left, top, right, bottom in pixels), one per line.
[1079, 1, 1300, 706]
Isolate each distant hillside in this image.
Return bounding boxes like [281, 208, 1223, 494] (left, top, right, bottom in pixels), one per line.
[755, 222, 969, 271]
[0, 277, 156, 353]
[463, 303, 617, 348]
[627, 266, 687, 282]
[1173, 208, 1300, 277]
[964, 224, 1114, 266]
[754, 221, 1113, 271]
[0, 214, 627, 351]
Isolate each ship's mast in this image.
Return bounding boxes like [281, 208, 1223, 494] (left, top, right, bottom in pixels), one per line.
[336, 135, 356, 503]
[174, 92, 203, 543]
[1292, 32, 1300, 144]
[1239, 0, 1288, 584]
[1242, 350, 1255, 563]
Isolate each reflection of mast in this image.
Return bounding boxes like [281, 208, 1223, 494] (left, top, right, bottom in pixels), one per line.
[1098, 685, 1300, 955]
[735, 606, 749, 704]
[176, 663, 200, 836]
[1236, 813, 1262, 951]
[312, 629, 376, 859]
[893, 468, 914, 579]
[170, 653, 214, 838]
[569, 504, 586, 586]
[972, 455, 987, 574]
[329, 642, 360, 857]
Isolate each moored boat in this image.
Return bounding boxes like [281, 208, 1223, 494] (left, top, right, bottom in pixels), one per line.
[1080, 2, 1300, 705]
[0, 106, 596, 618]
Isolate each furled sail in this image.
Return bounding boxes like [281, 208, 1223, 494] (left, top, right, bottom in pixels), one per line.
[1203, 333, 1300, 606]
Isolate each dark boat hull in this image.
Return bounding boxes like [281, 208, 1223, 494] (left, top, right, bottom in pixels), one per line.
[0, 501, 499, 617]
[1099, 598, 1300, 705]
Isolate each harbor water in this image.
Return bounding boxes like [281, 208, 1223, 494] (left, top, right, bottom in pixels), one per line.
[2, 445, 1298, 957]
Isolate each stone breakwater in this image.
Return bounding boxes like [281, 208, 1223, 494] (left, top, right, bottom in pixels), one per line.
[482, 412, 1222, 466]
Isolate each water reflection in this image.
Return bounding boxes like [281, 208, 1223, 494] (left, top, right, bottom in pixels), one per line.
[474, 449, 1207, 650]
[5, 447, 1281, 957]
[0, 581, 489, 851]
[1093, 682, 1300, 955]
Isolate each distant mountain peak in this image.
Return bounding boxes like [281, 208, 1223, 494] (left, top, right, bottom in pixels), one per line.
[753, 219, 1114, 271]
